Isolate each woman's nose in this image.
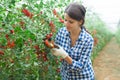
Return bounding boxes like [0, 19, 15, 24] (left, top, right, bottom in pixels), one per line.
[64, 21, 70, 27]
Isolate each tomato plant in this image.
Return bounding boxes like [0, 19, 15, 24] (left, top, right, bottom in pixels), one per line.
[0, 0, 74, 79]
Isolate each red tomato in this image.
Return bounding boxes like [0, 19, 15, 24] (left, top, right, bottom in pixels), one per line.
[10, 30, 14, 34]
[44, 39, 49, 47]
[49, 33, 53, 37]
[59, 18, 64, 23]
[0, 50, 4, 55]
[52, 9, 57, 15]
[46, 34, 51, 39]
[34, 45, 39, 50]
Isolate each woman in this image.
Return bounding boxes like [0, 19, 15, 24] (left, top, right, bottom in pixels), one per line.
[51, 2, 95, 80]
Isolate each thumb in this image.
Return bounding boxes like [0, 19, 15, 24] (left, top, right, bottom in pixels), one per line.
[51, 48, 59, 53]
[52, 48, 58, 51]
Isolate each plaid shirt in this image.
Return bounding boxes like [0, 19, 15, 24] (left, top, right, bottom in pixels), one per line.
[55, 27, 95, 80]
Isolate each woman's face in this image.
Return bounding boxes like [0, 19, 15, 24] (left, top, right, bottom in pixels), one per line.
[64, 13, 82, 32]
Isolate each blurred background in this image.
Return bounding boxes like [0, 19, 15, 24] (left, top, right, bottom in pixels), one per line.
[82, 0, 120, 33]
[0, 0, 120, 80]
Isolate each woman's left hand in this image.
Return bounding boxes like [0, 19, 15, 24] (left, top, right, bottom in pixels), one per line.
[51, 45, 68, 58]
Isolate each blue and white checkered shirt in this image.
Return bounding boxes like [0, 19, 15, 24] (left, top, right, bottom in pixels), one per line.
[55, 27, 95, 80]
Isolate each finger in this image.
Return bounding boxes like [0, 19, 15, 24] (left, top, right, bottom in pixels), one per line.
[51, 49, 57, 53]
[54, 43, 60, 48]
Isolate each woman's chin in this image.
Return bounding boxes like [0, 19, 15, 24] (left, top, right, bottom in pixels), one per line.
[66, 27, 70, 31]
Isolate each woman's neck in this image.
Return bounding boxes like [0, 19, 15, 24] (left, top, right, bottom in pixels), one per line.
[70, 28, 81, 47]
[70, 27, 81, 37]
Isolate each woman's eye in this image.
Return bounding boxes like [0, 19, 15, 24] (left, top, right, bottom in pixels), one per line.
[64, 19, 73, 24]
[69, 21, 73, 24]
[64, 19, 67, 21]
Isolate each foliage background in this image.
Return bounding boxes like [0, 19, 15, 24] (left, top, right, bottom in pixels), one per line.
[0, 0, 113, 79]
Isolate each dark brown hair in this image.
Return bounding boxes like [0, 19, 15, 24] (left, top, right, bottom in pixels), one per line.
[65, 2, 86, 27]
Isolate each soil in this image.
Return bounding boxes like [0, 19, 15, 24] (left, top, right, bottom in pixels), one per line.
[93, 37, 120, 80]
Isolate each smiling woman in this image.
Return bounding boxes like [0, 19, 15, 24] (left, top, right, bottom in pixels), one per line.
[51, 2, 95, 80]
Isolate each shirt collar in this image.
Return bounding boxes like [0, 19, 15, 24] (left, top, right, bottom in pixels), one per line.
[78, 28, 86, 41]
[65, 27, 86, 42]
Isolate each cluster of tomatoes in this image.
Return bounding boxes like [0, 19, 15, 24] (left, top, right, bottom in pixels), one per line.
[22, 8, 33, 19]
[43, 33, 59, 49]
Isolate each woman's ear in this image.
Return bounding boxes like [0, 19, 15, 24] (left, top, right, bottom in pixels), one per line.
[79, 20, 83, 25]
